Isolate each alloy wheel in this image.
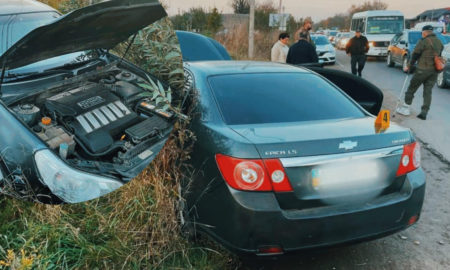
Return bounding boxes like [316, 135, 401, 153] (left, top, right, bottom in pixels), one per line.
[387, 53, 394, 67]
[437, 72, 446, 88]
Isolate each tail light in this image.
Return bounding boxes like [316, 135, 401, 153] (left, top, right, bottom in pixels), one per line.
[215, 154, 293, 192]
[396, 142, 421, 176]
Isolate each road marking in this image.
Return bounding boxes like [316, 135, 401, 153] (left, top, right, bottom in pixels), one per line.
[336, 61, 346, 70]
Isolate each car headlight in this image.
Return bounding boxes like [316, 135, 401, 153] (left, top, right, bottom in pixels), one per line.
[34, 149, 122, 203]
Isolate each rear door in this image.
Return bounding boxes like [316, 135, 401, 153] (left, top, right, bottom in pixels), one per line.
[305, 66, 383, 115]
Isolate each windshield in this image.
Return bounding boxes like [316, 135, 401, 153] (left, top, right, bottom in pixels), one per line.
[0, 11, 60, 55]
[312, 36, 330, 45]
[367, 16, 404, 35]
[208, 73, 365, 125]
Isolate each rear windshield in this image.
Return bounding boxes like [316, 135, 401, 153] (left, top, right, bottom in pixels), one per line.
[208, 73, 365, 125]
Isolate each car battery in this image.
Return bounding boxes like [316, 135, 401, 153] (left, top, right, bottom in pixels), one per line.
[137, 101, 174, 119]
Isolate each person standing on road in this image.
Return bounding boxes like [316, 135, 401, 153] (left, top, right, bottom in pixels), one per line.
[271, 33, 290, 63]
[286, 31, 318, 65]
[397, 25, 444, 120]
[295, 17, 314, 46]
[346, 29, 369, 77]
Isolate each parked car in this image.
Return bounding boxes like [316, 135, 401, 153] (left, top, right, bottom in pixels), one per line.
[0, 0, 174, 204]
[327, 30, 339, 45]
[437, 44, 450, 88]
[335, 32, 352, 50]
[387, 30, 449, 72]
[176, 31, 426, 257]
[311, 34, 336, 65]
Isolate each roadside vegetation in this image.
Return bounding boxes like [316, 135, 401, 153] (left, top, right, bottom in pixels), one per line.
[171, 0, 389, 60]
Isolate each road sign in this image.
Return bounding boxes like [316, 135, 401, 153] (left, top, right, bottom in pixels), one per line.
[269, 13, 290, 31]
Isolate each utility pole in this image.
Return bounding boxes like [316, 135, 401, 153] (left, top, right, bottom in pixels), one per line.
[248, 0, 255, 59]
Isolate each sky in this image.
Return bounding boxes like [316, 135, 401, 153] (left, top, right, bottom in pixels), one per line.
[164, 0, 449, 21]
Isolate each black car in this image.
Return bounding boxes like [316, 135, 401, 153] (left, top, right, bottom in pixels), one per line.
[177, 31, 426, 256]
[437, 44, 450, 88]
[0, 0, 174, 204]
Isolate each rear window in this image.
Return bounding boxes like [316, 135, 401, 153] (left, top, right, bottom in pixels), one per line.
[208, 73, 365, 125]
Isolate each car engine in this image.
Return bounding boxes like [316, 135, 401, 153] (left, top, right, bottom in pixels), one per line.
[11, 68, 173, 177]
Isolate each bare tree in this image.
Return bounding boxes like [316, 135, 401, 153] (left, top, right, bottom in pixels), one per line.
[231, 0, 250, 14]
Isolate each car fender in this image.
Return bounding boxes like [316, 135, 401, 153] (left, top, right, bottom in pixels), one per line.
[0, 100, 47, 189]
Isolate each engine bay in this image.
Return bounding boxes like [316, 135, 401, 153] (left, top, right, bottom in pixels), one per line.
[10, 64, 173, 180]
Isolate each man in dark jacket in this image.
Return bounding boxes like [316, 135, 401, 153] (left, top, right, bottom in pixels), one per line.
[346, 29, 369, 77]
[286, 31, 318, 65]
[397, 25, 444, 120]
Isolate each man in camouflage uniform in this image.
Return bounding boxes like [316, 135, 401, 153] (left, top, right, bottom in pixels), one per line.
[397, 25, 444, 120]
[295, 17, 314, 46]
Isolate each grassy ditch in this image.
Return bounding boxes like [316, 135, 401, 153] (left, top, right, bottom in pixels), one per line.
[0, 16, 239, 270]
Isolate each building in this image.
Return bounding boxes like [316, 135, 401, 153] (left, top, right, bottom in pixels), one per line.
[408, 7, 450, 32]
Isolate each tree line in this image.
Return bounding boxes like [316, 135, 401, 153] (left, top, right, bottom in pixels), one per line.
[315, 0, 388, 30]
[171, 0, 308, 36]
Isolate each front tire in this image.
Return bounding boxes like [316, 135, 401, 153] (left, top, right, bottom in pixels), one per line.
[437, 72, 447, 88]
[386, 52, 395, 67]
[402, 56, 409, 73]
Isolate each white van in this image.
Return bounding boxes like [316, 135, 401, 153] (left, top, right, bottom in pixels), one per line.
[351, 10, 405, 57]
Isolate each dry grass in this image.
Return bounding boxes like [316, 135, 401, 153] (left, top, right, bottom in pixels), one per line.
[0, 14, 235, 270]
[215, 24, 281, 61]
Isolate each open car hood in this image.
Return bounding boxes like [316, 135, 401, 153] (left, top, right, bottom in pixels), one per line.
[0, 0, 166, 69]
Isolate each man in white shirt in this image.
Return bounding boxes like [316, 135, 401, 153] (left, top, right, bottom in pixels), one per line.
[271, 33, 290, 63]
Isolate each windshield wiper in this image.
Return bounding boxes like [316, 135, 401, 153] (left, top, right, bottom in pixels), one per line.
[4, 69, 74, 82]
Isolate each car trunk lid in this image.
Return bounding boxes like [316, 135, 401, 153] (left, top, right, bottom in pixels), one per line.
[230, 117, 412, 158]
[230, 117, 413, 208]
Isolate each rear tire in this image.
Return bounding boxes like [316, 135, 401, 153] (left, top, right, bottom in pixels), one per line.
[386, 52, 395, 67]
[437, 72, 447, 88]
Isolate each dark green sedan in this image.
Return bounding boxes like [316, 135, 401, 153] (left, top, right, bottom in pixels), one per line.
[178, 32, 425, 256]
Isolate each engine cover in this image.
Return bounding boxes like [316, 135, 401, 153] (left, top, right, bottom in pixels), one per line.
[45, 84, 141, 154]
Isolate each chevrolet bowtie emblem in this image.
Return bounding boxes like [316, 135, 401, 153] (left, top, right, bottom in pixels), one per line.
[339, 140, 358, 151]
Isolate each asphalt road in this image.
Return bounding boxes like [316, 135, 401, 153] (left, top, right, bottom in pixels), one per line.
[333, 50, 450, 161]
[241, 51, 450, 270]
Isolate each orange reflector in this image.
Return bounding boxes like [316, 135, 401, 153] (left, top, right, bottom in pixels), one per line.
[257, 246, 284, 255]
[375, 110, 390, 130]
[408, 215, 419, 225]
[120, 135, 126, 141]
[312, 178, 320, 189]
[41, 117, 52, 126]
